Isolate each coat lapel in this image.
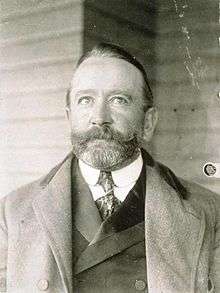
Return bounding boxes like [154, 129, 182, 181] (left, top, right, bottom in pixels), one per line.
[32, 154, 73, 293]
[71, 159, 102, 242]
[74, 164, 146, 275]
[144, 163, 206, 293]
[74, 221, 145, 275]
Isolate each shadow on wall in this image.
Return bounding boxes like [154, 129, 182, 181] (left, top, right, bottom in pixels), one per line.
[81, 0, 216, 190]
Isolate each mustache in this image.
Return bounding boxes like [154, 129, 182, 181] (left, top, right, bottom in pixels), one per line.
[72, 126, 136, 143]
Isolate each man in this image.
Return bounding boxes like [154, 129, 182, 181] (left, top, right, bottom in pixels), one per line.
[0, 43, 219, 293]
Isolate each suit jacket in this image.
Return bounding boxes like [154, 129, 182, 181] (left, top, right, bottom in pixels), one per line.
[0, 151, 219, 293]
[72, 158, 147, 293]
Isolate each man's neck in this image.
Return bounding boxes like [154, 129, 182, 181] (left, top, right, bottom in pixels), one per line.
[79, 150, 143, 188]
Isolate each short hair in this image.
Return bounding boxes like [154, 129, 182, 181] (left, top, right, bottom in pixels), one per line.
[66, 42, 154, 110]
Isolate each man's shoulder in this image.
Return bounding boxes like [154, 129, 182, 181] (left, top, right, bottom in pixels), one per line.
[154, 160, 220, 229]
[180, 177, 220, 207]
[0, 153, 73, 216]
[156, 160, 219, 199]
[155, 160, 220, 214]
[180, 177, 220, 228]
[0, 175, 45, 219]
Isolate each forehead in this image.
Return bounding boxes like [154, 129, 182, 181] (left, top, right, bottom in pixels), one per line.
[71, 56, 144, 95]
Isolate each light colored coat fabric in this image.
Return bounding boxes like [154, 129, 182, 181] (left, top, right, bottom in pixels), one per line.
[0, 153, 219, 293]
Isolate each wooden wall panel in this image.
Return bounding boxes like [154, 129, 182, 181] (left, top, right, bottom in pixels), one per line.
[1, 0, 81, 17]
[1, 62, 76, 93]
[0, 33, 82, 66]
[0, 0, 83, 196]
[1, 91, 67, 120]
[1, 1, 82, 40]
[1, 148, 69, 174]
[1, 119, 70, 150]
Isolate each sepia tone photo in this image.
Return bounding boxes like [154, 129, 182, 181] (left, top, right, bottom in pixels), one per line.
[0, 0, 219, 292]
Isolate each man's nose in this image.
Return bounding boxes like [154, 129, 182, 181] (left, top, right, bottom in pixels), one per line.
[90, 101, 113, 126]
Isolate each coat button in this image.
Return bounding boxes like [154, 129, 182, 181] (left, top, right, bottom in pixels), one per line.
[135, 279, 146, 291]
[37, 279, 49, 291]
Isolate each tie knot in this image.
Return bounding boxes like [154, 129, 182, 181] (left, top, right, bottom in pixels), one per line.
[98, 171, 114, 193]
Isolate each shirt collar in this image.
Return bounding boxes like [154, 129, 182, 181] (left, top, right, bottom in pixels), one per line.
[79, 152, 143, 188]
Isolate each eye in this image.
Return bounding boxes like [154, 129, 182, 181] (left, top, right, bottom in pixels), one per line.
[109, 95, 131, 105]
[77, 96, 94, 105]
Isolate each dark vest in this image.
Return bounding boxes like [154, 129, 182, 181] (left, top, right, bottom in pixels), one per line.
[71, 158, 147, 293]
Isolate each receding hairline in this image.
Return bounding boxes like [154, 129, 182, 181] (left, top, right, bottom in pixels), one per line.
[66, 43, 154, 109]
[72, 55, 146, 86]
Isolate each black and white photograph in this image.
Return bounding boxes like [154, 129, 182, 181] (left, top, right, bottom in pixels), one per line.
[0, 0, 219, 292]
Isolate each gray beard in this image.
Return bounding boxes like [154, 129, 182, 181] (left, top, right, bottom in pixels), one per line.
[70, 127, 140, 170]
[73, 140, 138, 170]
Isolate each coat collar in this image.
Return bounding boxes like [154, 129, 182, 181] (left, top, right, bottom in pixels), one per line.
[32, 150, 205, 293]
[71, 158, 102, 242]
[144, 161, 205, 292]
[32, 153, 73, 293]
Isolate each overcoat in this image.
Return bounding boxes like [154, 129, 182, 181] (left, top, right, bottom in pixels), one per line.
[0, 152, 220, 293]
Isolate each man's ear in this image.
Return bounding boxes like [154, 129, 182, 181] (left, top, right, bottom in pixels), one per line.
[65, 106, 73, 134]
[65, 87, 72, 121]
[65, 106, 70, 121]
[143, 107, 158, 142]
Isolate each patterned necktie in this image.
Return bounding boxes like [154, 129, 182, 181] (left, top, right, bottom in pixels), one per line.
[95, 171, 121, 220]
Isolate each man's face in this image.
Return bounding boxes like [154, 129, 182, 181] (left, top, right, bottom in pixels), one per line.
[68, 56, 151, 170]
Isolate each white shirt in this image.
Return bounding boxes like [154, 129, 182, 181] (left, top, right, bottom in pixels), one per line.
[79, 153, 143, 202]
